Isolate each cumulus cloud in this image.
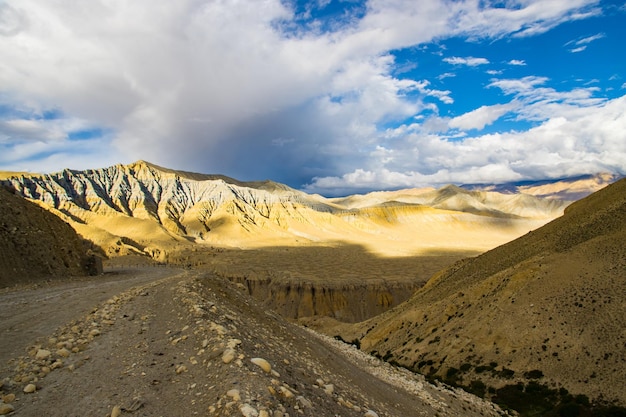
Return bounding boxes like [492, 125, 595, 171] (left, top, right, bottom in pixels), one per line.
[305, 94, 626, 195]
[508, 59, 526, 66]
[0, 0, 621, 194]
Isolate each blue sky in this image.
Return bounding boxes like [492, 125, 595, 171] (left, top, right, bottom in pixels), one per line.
[0, 0, 625, 196]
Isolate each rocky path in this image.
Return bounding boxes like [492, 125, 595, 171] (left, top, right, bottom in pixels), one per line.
[0, 268, 504, 417]
[0, 267, 177, 365]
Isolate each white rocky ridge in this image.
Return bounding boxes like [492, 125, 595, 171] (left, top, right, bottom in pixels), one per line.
[2, 160, 575, 257]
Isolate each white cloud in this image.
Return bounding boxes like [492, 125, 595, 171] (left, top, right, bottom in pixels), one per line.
[448, 103, 516, 131]
[305, 95, 626, 194]
[571, 32, 606, 45]
[566, 32, 605, 52]
[443, 56, 490, 66]
[508, 59, 526, 66]
[488, 76, 605, 122]
[437, 72, 456, 80]
[0, 0, 618, 193]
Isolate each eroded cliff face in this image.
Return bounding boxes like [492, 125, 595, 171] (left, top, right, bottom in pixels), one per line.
[215, 270, 420, 322]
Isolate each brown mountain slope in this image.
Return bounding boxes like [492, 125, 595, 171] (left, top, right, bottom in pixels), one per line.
[326, 178, 626, 407]
[0, 186, 101, 288]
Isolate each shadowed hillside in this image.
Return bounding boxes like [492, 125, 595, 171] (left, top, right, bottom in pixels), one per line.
[0, 186, 101, 287]
[323, 178, 626, 412]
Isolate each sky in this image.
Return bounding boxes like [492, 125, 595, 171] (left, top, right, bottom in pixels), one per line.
[0, 0, 625, 196]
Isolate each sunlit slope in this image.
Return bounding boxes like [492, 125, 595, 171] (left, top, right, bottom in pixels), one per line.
[342, 178, 626, 404]
[3, 160, 573, 258]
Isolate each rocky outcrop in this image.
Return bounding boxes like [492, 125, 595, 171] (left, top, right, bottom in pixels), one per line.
[0, 186, 101, 287]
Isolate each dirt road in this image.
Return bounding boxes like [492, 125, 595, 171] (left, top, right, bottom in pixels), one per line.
[0, 267, 503, 417]
[0, 267, 179, 366]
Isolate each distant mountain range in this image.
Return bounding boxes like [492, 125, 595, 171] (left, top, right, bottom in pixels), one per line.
[1, 161, 615, 259]
[463, 172, 620, 200]
[0, 160, 595, 259]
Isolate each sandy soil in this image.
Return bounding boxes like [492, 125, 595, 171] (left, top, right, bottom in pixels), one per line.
[0, 266, 503, 417]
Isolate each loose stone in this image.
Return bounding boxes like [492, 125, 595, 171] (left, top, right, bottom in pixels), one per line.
[227, 389, 241, 401]
[222, 349, 236, 364]
[239, 403, 258, 417]
[250, 358, 271, 373]
[278, 386, 294, 399]
[23, 383, 37, 393]
[296, 396, 312, 409]
[56, 348, 71, 358]
[2, 394, 16, 403]
[364, 410, 379, 417]
[0, 403, 15, 415]
[226, 339, 242, 349]
[35, 349, 51, 360]
[111, 405, 122, 417]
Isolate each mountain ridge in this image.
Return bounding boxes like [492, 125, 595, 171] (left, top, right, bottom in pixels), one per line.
[0, 161, 593, 259]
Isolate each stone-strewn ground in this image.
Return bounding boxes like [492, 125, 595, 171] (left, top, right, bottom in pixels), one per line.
[0, 267, 504, 417]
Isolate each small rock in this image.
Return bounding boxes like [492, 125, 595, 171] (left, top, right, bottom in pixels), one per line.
[323, 384, 334, 395]
[222, 348, 236, 364]
[35, 349, 51, 360]
[124, 397, 145, 412]
[56, 348, 71, 358]
[227, 389, 241, 402]
[175, 365, 187, 374]
[250, 358, 271, 373]
[259, 410, 269, 417]
[239, 403, 258, 417]
[296, 396, 312, 409]
[89, 329, 101, 337]
[23, 383, 37, 393]
[111, 405, 122, 417]
[364, 410, 379, 417]
[278, 386, 294, 398]
[2, 394, 16, 403]
[0, 403, 15, 415]
[226, 339, 242, 349]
